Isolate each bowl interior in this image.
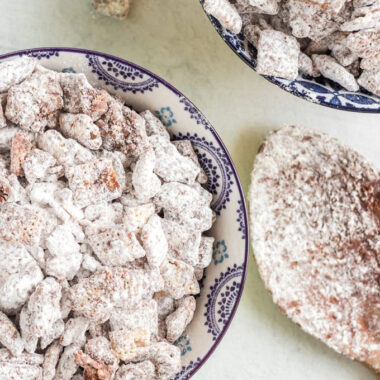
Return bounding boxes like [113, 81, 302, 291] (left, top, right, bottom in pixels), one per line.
[0, 48, 249, 379]
[199, 0, 380, 113]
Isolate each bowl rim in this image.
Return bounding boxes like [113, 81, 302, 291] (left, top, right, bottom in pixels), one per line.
[198, 1, 380, 114]
[0, 47, 250, 379]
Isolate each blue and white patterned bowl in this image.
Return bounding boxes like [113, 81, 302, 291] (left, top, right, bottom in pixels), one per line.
[0, 48, 249, 379]
[200, 0, 380, 113]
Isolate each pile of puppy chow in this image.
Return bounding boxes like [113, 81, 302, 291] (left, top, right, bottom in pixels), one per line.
[204, 0, 380, 96]
[0, 57, 215, 380]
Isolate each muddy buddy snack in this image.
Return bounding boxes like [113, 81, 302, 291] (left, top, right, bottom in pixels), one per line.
[204, 0, 380, 96]
[250, 125, 380, 372]
[92, 0, 132, 20]
[0, 56, 215, 380]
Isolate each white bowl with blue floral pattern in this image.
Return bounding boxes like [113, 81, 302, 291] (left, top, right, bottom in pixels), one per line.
[200, 1, 380, 113]
[0, 48, 249, 379]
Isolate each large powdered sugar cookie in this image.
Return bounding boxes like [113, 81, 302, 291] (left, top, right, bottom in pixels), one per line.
[250, 125, 380, 371]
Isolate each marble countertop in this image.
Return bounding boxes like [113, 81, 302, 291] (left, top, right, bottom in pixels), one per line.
[0, 0, 379, 379]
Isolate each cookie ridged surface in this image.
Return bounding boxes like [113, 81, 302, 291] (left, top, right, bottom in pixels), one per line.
[250, 125, 380, 371]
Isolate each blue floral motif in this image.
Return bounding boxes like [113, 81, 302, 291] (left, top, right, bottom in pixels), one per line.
[173, 357, 202, 380]
[19, 50, 60, 60]
[204, 264, 244, 341]
[86, 54, 160, 94]
[62, 67, 76, 73]
[213, 240, 229, 265]
[154, 106, 177, 127]
[174, 335, 192, 357]
[199, 1, 380, 112]
[172, 132, 234, 215]
[236, 199, 247, 240]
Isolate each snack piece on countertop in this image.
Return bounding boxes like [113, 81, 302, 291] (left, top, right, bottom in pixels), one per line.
[92, 0, 132, 20]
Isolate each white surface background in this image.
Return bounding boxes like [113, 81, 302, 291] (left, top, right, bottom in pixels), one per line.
[0, 1, 379, 379]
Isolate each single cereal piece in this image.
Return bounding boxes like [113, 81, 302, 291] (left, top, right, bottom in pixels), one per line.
[123, 203, 155, 233]
[341, 3, 380, 31]
[204, 0, 243, 34]
[115, 361, 156, 380]
[22, 148, 57, 184]
[92, 0, 132, 19]
[10, 131, 34, 176]
[150, 135, 200, 184]
[140, 110, 170, 140]
[250, 125, 380, 372]
[248, 0, 280, 14]
[0, 348, 44, 365]
[346, 28, 380, 58]
[0, 172, 27, 204]
[164, 205, 214, 232]
[155, 294, 175, 338]
[60, 317, 90, 347]
[42, 341, 63, 380]
[60, 73, 108, 120]
[298, 52, 319, 77]
[0, 242, 43, 314]
[65, 158, 123, 208]
[123, 107, 150, 157]
[59, 113, 102, 150]
[256, 29, 300, 81]
[172, 140, 208, 184]
[360, 52, 380, 70]
[141, 215, 168, 268]
[20, 278, 63, 353]
[0, 203, 45, 246]
[194, 266, 204, 281]
[45, 224, 82, 280]
[82, 253, 102, 273]
[97, 98, 149, 157]
[0, 353, 42, 380]
[358, 68, 380, 96]
[0, 126, 19, 153]
[198, 236, 214, 268]
[37, 130, 93, 168]
[312, 55, 359, 91]
[161, 219, 201, 266]
[69, 267, 163, 322]
[88, 226, 145, 266]
[166, 296, 196, 343]
[0, 57, 36, 92]
[284, 0, 339, 40]
[330, 44, 358, 67]
[0, 310, 24, 355]
[55, 344, 80, 380]
[83, 336, 118, 374]
[0, 360, 42, 380]
[40, 318, 65, 350]
[109, 300, 158, 337]
[154, 182, 206, 213]
[5, 66, 63, 132]
[132, 342, 181, 380]
[75, 350, 114, 380]
[109, 330, 140, 362]
[132, 148, 161, 200]
[160, 259, 200, 299]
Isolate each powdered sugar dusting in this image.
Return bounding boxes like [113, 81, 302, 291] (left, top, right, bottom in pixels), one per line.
[250, 125, 380, 371]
